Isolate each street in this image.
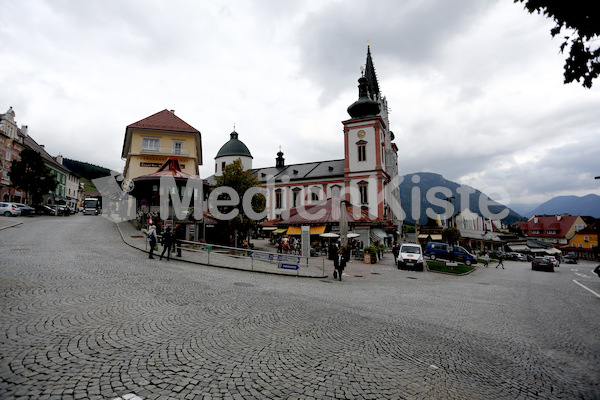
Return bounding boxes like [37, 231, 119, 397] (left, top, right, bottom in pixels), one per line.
[1, 215, 599, 399]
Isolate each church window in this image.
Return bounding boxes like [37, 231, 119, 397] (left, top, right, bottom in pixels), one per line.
[330, 185, 341, 199]
[357, 140, 367, 162]
[275, 189, 283, 209]
[358, 181, 368, 204]
[142, 138, 160, 151]
[292, 188, 301, 207]
[221, 161, 226, 171]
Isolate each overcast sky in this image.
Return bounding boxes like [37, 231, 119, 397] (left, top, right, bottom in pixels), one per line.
[2, 0, 599, 207]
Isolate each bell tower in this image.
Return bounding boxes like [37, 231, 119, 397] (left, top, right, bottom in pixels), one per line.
[342, 45, 398, 224]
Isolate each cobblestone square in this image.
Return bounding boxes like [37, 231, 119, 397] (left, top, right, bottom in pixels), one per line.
[1, 215, 599, 399]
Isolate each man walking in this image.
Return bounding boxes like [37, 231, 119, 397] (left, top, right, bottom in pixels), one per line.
[148, 225, 158, 259]
[160, 227, 174, 261]
[496, 253, 504, 269]
[333, 249, 347, 281]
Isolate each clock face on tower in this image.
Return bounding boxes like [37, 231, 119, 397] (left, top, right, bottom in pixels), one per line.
[357, 130, 366, 138]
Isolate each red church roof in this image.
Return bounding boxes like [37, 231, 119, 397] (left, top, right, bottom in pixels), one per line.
[127, 109, 199, 133]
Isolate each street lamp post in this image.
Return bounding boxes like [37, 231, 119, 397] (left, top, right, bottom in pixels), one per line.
[595, 176, 599, 262]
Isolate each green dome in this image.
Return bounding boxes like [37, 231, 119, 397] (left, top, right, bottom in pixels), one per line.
[215, 131, 253, 159]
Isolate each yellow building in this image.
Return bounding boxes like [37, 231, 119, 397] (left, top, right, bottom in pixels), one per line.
[564, 222, 598, 260]
[121, 109, 202, 182]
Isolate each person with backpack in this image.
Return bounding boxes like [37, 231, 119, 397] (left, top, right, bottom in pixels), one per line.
[160, 227, 175, 261]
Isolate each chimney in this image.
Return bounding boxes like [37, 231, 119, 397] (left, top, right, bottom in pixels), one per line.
[20, 125, 28, 136]
[56, 154, 63, 165]
[170, 109, 175, 114]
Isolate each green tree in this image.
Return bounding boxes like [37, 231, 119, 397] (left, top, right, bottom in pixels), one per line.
[213, 158, 266, 246]
[515, 0, 600, 88]
[442, 226, 461, 268]
[9, 148, 57, 205]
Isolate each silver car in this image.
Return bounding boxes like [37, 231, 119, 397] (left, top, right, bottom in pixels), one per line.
[0, 202, 22, 217]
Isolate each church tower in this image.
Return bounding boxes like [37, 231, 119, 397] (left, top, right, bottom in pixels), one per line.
[214, 129, 253, 176]
[342, 45, 400, 226]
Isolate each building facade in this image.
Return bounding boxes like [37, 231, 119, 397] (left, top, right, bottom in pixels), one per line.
[0, 107, 27, 202]
[213, 46, 402, 240]
[22, 135, 81, 209]
[519, 215, 586, 246]
[121, 109, 203, 184]
[562, 222, 598, 260]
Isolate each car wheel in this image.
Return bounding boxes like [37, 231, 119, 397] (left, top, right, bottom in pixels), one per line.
[3, 211, 11, 217]
[430, 254, 436, 260]
[465, 260, 472, 266]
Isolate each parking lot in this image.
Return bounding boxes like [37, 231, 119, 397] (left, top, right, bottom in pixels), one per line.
[1, 215, 599, 399]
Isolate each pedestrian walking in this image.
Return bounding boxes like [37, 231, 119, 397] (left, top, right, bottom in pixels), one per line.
[484, 253, 489, 267]
[333, 249, 346, 281]
[160, 227, 174, 261]
[147, 225, 158, 259]
[174, 224, 184, 257]
[496, 253, 504, 269]
[392, 242, 400, 262]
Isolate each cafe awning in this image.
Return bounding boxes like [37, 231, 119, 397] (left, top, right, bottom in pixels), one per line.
[286, 225, 326, 235]
[273, 228, 287, 234]
[418, 234, 443, 240]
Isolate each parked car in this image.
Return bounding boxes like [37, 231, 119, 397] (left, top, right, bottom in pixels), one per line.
[424, 242, 478, 266]
[564, 253, 578, 264]
[397, 243, 424, 271]
[490, 250, 506, 260]
[0, 202, 22, 217]
[544, 255, 560, 268]
[14, 203, 35, 216]
[515, 253, 528, 261]
[532, 256, 554, 272]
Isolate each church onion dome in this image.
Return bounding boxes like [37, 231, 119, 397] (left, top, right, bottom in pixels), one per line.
[215, 130, 253, 159]
[347, 75, 380, 119]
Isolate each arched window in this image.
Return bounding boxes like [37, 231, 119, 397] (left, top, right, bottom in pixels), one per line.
[330, 185, 342, 199]
[358, 181, 368, 204]
[292, 188, 302, 207]
[356, 140, 367, 162]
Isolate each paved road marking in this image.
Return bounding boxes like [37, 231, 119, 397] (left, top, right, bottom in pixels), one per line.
[574, 272, 591, 278]
[573, 280, 600, 298]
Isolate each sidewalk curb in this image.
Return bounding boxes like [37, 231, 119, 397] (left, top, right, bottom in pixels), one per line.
[114, 220, 327, 279]
[0, 221, 23, 231]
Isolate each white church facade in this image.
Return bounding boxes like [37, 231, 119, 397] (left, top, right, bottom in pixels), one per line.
[212, 46, 402, 240]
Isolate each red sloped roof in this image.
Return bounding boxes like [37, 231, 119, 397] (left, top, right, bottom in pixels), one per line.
[523, 215, 581, 236]
[128, 109, 199, 133]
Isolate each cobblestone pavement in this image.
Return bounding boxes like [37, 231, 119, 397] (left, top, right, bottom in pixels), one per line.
[1, 215, 599, 399]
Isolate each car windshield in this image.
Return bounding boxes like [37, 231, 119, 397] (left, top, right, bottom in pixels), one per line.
[402, 246, 421, 254]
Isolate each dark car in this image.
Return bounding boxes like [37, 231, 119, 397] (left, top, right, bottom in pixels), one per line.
[532, 256, 554, 272]
[564, 254, 578, 264]
[35, 204, 65, 215]
[14, 203, 35, 216]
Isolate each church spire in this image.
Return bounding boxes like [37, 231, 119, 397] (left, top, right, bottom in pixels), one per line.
[364, 44, 380, 101]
